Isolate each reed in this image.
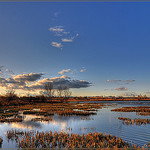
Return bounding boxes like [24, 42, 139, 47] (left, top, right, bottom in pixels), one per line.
[6, 130, 140, 149]
[0, 102, 106, 123]
[118, 117, 150, 126]
[111, 106, 150, 115]
[0, 117, 22, 123]
[31, 117, 53, 122]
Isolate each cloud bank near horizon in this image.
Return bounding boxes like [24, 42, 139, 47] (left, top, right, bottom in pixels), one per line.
[0, 72, 91, 93]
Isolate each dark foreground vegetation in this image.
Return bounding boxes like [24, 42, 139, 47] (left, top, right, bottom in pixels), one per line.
[7, 130, 142, 149]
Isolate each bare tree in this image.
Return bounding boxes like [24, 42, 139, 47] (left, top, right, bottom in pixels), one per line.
[5, 89, 17, 102]
[44, 83, 54, 102]
[56, 85, 72, 102]
[63, 86, 72, 100]
[57, 85, 63, 97]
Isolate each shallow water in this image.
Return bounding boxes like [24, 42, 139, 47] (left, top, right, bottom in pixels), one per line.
[0, 101, 150, 148]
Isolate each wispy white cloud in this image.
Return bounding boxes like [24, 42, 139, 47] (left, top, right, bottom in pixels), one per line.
[61, 38, 73, 42]
[76, 33, 79, 37]
[61, 33, 79, 43]
[106, 79, 135, 84]
[123, 92, 137, 97]
[58, 69, 71, 75]
[5, 69, 14, 74]
[51, 42, 63, 48]
[63, 31, 70, 34]
[49, 26, 64, 32]
[115, 86, 127, 91]
[80, 67, 86, 73]
[49, 25, 79, 49]
[124, 80, 135, 84]
[106, 80, 121, 83]
[54, 12, 60, 17]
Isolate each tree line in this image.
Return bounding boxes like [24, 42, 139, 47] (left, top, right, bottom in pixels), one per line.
[0, 83, 72, 105]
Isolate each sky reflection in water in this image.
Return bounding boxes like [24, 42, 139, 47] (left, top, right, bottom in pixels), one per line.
[0, 101, 150, 148]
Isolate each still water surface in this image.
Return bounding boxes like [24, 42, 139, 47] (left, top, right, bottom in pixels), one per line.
[0, 101, 150, 148]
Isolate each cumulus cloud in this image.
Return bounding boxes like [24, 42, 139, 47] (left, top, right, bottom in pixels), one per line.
[60, 75, 70, 79]
[0, 73, 44, 90]
[51, 42, 63, 48]
[0, 77, 7, 87]
[0, 71, 91, 92]
[12, 73, 43, 83]
[0, 77, 6, 82]
[115, 86, 127, 91]
[28, 76, 91, 90]
[58, 69, 71, 75]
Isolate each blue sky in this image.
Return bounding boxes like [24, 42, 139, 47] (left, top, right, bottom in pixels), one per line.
[0, 2, 150, 96]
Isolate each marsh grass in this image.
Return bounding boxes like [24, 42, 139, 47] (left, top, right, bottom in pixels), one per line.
[7, 130, 139, 149]
[31, 117, 53, 122]
[118, 117, 150, 126]
[0, 102, 108, 123]
[111, 106, 150, 116]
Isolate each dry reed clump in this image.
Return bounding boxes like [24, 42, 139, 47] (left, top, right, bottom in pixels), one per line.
[31, 117, 53, 122]
[7, 130, 34, 142]
[138, 112, 150, 116]
[111, 106, 150, 115]
[6, 130, 138, 149]
[56, 110, 96, 116]
[1, 103, 104, 119]
[118, 117, 150, 126]
[23, 110, 54, 116]
[0, 117, 22, 123]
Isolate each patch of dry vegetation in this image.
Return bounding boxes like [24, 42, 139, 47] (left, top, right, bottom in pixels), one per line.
[111, 106, 150, 116]
[7, 130, 138, 149]
[118, 117, 150, 126]
[0, 102, 105, 123]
